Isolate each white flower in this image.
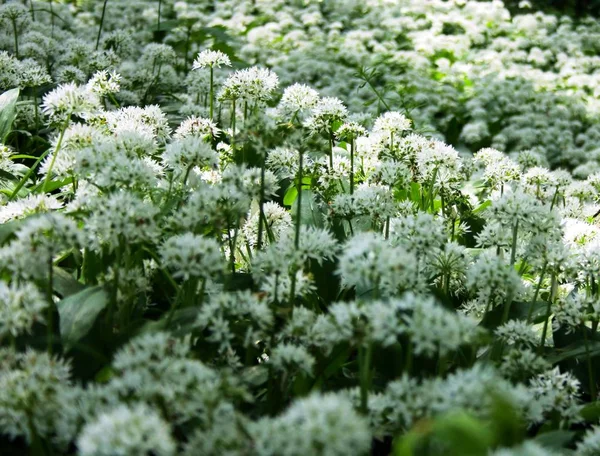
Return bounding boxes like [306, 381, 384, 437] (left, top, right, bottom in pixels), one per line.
[174, 116, 221, 140]
[0, 193, 62, 224]
[86, 70, 121, 96]
[303, 96, 348, 132]
[0, 281, 46, 338]
[577, 426, 600, 456]
[269, 343, 315, 376]
[218, 66, 279, 103]
[41, 82, 100, 124]
[277, 83, 320, 119]
[252, 393, 371, 456]
[192, 50, 231, 69]
[372, 111, 412, 135]
[160, 233, 224, 281]
[338, 232, 420, 296]
[77, 404, 175, 456]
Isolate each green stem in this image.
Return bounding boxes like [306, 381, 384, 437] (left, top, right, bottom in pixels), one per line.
[350, 138, 355, 195]
[42, 122, 68, 194]
[295, 150, 303, 249]
[30, 0, 36, 21]
[583, 323, 597, 401]
[539, 273, 557, 353]
[550, 186, 560, 210]
[95, 0, 109, 51]
[231, 98, 236, 151]
[209, 66, 214, 121]
[509, 220, 519, 266]
[359, 342, 373, 413]
[47, 256, 54, 355]
[157, 0, 162, 31]
[257, 151, 266, 251]
[527, 261, 547, 323]
[11, 18, 19, 58]
[328, 129, 334, 170]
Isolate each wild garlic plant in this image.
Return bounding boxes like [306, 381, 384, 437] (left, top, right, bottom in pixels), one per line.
[1, 1, 600, 455]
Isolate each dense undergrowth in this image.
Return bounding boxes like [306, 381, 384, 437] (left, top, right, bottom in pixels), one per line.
[2, 0, 600, 455]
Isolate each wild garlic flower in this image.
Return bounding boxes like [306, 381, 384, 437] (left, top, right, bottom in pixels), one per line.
[368, 159, 411, 188]
[41, 82, 100, 125]
[269, 343, 315, 376]
[336, 121, 366, 141]
[576, 426, 600, 456]
[77, 404, 176, 456]
[277, 83, 320, 120]
[266, 147, 303, 179]
[218, 66, 279, 103]
[259, 270, 316, 304]
[391, 212, 446, 258]
[242, 201, 293, 248]
[303, 96, 348, 133]
[252, 393, 371, 456]
[0, 281, 46, 339]
[86, 70, 121, 96]
[528, 367, 582, 426]
[174, 116, 221, 140]
[500, 348, 550, 381]
[162, 136, 219, 174]
[332, 183, 397, 221]
[0, 213, 83, 279]
[466, 251, 524, 309]
[495, 320, 539, 347]
[183, 403, 251, 456]
[474, 148, 521, 190]
[552, 293, 591, 334]
[104, 105, 171, 141]
[415, 140, 462, 184]
[192, 50, 231, 69]
[372, 111, 412, 136]
[85, 192, 160, 251]
[0, 193, 62, 224]
[338, 232, 420, 296]
[403, 294, 483, 358]
[196, 291, 273, 353]
[39, 123, 107, 179]
[160, 233, 224, 281]
[0, 350, 78, 449]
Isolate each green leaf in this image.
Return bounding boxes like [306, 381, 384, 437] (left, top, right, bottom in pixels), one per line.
[473, 200, 491, 214]
[410, 182, 421, 204]
[547, 340, 600, 364]
[432, 411, 494, 455]
[580, 402, 600, 422]
[0, 88, 19, 143]
[52, 267, 85, 298]
[283, 186, 298, 206]
[533, 430, 575, 450]
[57, 286, 109, 351]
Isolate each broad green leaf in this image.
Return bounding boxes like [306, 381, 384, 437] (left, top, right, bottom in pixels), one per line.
[432, 411, 494, 455]
[473, 200, 491, 214]
[580, 402, 600, 422]
[57, 286, 109, 351]
[547, 340, 600, 364]
[0, 88, 19, 143]
[52, 267, 85, 298]
[533, 430, 575, 450]
[283, 185, 298, 206]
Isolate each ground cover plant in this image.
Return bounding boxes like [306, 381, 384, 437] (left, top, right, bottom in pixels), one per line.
[3, 0, 600, 454]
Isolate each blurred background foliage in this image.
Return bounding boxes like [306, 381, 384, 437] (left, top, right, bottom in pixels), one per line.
[503, 0, 600, 16]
